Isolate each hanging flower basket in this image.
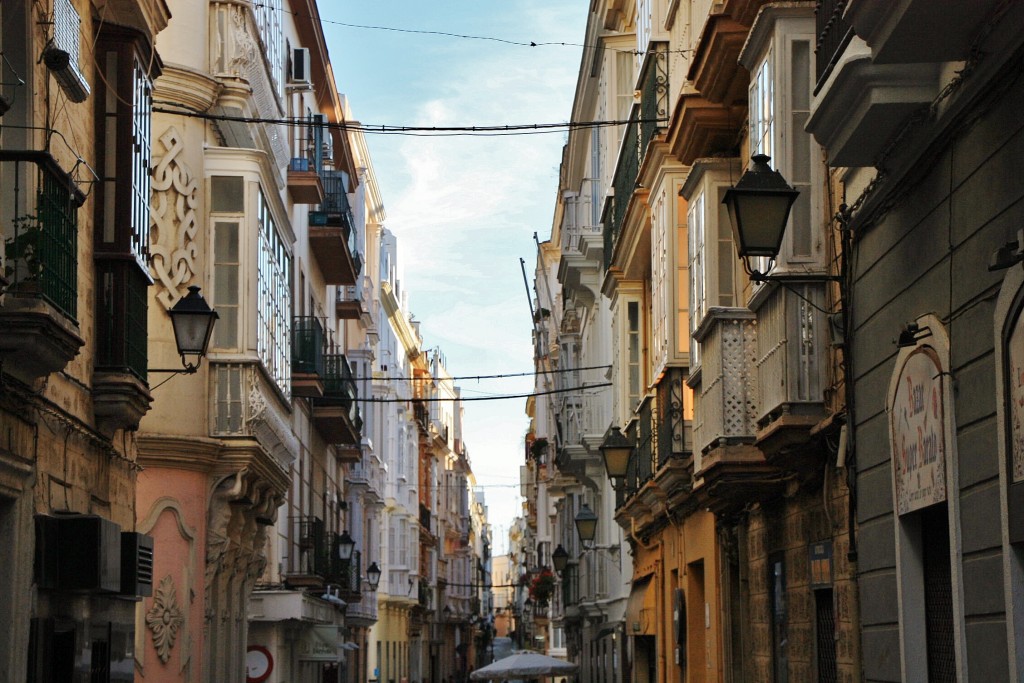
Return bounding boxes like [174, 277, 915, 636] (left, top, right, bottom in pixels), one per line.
[529, 567, 556, 608]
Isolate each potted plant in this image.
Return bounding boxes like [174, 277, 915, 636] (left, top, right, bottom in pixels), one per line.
[4, 214, 43, 290]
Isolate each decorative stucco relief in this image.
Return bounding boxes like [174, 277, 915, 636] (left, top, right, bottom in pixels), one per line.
[146, 575, 186, 663]
[150, 126, 198, 307]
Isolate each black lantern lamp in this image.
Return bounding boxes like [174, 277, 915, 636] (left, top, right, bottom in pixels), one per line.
[551, 544, 569, 574]
[600, 426, 633, 480]
[337, 530, 355, 561]
[152, 286, 218, 374]
[574, 504, 598, 547]
[722, 154, 800, 280]
[366, 561, 382, 591]
[443, 605, 453, 621]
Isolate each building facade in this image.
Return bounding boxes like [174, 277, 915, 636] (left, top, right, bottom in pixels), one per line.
[1, 0, 169, 680]
[807, 0, 1024, 680]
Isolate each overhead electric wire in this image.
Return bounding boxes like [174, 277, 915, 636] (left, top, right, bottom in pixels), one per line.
[250, 2, 693, 56]
[358, 363, 610, 383]
[151, 104, 667, 137]
[356, 383, 611, 403]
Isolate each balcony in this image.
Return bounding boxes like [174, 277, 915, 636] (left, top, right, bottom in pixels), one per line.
[809, 0, 958, 171]
[0, 151, 85, 387]
[843, 0, 1004, 66]
[93, 261, 152, 433]
[284, 516, 330, 588]
[753, 284, 829, 468]
[639, 43, 669, 155]
[291, 316, 326, 398]
[308, 171, 360, 286]
[667, 90, 743, 166]
[603, 115, 640, 270]
[557, 181, 603, 304]
[335, 548, 363, 603]
[286, 157, 324, 204]
[335, 281, 367, 320]
[688, 12, 749, 106]
[616, 371, 693, 518]
[690, 308, 781, 511]
[312, 353, 361, 454]
[814, 0, 855, 88]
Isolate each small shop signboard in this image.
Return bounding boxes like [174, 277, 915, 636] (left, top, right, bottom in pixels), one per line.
[890, 348, 947, 515]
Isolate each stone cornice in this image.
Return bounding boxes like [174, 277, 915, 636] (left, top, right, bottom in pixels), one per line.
[154, 64, 222, 113]
[136, 434, 289, 497]
[137, 434, 223, 471]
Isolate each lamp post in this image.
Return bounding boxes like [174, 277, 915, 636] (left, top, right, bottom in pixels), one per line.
[150, 286, 219, 374]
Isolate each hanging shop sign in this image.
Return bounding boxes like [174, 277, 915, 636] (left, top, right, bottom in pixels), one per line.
[298, 625, 342, 662]
[890, 347, 947, 515]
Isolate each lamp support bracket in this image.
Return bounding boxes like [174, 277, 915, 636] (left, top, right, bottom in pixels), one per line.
[749, 272, 842, 284]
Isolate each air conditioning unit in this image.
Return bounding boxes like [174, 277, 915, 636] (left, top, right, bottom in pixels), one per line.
[121, 532, 154, 598]
[34, 514, 122, 593]
[290, 47, 311, 83]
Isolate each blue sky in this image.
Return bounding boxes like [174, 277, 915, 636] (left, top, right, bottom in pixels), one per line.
[324, 2, 587, 553]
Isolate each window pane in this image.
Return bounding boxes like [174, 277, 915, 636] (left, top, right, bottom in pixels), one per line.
[211, 176, 244, 212]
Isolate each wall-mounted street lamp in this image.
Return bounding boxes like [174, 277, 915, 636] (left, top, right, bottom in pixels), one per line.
[574, 504, 598, 548]
[723, 154, 838, 284]
[573, 503, 621, 567]
[337, 530, 355, 561]
[150, 286, 219, 375]
[551, 544, 569, 574]
[366, 561, 382, 592]
[600, 426, 633, 480]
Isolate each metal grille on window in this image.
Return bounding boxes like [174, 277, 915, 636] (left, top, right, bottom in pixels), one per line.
[815, 589, 837, 683]
[922, 504, 956, 682]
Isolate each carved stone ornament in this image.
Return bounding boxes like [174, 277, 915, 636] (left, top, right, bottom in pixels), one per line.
[146, 575, 186, 664]
[150, 126, 198, 307]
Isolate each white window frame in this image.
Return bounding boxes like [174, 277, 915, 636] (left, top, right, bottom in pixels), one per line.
[252, 0, 283, 91]
[681, 159, 739, 373]
[740, 10, 823, 279]
[257, 187, 292, 398]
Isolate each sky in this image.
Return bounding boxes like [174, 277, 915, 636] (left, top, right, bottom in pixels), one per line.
[323, 2, 588, 554]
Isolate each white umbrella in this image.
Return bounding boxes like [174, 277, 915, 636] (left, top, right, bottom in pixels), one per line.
[470, 650, 578, 681]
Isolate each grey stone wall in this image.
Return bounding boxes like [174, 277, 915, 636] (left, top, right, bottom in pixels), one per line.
[851, 72, 1024, 682]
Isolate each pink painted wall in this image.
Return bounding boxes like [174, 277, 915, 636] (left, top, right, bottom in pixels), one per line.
[136, 467, 210, 683]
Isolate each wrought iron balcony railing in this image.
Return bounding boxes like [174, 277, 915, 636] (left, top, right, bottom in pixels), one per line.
[815, 0, 854, 89]
[95, 261, 149, 380]
[1, 151, 83, 320]
[639, 42, 669, 153]
[603, 113, 640, 270]
[287, 516, 330, 579]
[321, 353, 357, 407]
[291, 316, 326, 376]
[329, 542, 363, 596]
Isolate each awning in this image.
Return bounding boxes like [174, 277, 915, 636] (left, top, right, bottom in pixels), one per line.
[297, 625, 341, 662]
[625, 575, 655, 635]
